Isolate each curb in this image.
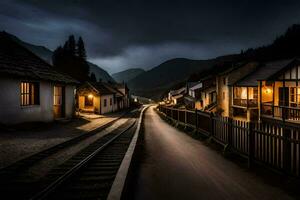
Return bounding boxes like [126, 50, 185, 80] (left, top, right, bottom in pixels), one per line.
[107, 105, 149, 200]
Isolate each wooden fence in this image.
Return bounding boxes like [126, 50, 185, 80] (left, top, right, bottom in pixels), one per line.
[158, 105, 300, 177]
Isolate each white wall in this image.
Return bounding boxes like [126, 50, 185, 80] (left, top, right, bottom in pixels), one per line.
[64, 85, 76, 118]
[0, 78, 75, 124]
[100, 94, 114, 114]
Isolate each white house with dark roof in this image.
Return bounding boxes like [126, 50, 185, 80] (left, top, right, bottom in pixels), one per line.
[76, 82, 129, 114]
[0, 32, 78, 124]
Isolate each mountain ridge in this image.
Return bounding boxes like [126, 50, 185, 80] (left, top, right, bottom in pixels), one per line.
[112, 68, 145, 83]
[127, 55, 239, 99]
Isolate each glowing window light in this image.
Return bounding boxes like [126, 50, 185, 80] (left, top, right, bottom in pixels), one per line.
[88, 94, 94, 99]
[241, 87, 247, 99]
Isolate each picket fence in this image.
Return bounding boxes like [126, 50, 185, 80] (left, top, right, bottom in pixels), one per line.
[158, 105, 300, 176]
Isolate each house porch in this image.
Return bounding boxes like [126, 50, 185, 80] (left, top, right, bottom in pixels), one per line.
[260, 80, 300, 121]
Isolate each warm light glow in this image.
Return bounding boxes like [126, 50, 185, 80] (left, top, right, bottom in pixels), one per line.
[263, 86, 272, 94]
[241, 87, 247, 99]
[88, 94, 94, 99]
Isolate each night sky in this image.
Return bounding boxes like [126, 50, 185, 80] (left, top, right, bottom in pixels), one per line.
[1, 0, 300, 73]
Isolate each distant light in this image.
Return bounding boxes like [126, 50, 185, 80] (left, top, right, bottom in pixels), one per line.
[88, 94, 94, 99]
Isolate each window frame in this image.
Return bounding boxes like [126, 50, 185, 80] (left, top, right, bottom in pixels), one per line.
[20, 81, 40, 106]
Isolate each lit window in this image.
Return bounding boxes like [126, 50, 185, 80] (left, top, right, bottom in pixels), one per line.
[54, 86, 63, 106]
[20, 82, 39, 106]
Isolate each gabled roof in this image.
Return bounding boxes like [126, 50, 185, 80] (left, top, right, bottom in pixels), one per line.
[169, 87, 186, 96]
[234, 59, 295, 87]
[86, 81, 125, 97]
[102, 82, 124, 97]
[187, 81, 199, 89]
[189, 82, 202, 91]
[0, 32, 78, 84]
[88, 82, 115, 95]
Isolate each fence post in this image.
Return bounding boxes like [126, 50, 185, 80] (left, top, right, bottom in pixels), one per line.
[228, 117, 233, 146]
[210, 112, 214, 136]
[195, 109, 198, 131]
[248, 121, 254, 168]
[283, 125, 291, 175]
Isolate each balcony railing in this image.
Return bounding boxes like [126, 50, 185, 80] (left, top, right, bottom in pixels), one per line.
[261, 103, 300, 121]
[233, 99, 258, 108]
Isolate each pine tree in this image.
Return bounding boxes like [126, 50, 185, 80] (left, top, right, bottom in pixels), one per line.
[52, 46, 63, 66]
[68, 35, 76, 56]
[90, 72, 97, 82]
[52, 35, 90, 83]
[63, 41, 70, 53]
[77, 36, 87, 60]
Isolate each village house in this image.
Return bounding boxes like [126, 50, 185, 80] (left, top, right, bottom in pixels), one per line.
[193, 76, 217, 111]
[167, 87, 186, 105]
[76, 82, 129, 114]
[216, 62, 258, 120]
[233, 59, 300, 122]
[114, 83, 130, 108]
[228, 59, 300, 122]
[0, 32, 78, 125]
[184, 82, 202, 109]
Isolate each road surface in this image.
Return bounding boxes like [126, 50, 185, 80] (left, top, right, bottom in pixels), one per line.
[131, 106, 293, 200]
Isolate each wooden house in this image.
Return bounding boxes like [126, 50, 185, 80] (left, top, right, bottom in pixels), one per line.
[230, 59, 300, 122]
[216, 62, 258, 119]
[0, 32, 78, 124]
[77, 82, 128, 114]
[199, 76, 217, 111]
[168, 87, 186, 105]
[184, 82, 202, 109]
[236, 59, 300, 122]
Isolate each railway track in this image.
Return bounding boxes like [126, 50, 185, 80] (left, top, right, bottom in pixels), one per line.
[0, 111, 130, 181]
[0, 109, 139, 199]
[32, 117, 137, 200]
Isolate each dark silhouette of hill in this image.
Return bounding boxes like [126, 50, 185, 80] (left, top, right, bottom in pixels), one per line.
[129, 24, 300, 100]
[241, 24, 300, 61]
[112, 68, 145, 83]
[128, 56, 239, 99]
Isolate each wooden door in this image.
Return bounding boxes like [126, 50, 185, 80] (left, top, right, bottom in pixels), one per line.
[279, 87, 289, 106]
[279, 87, 289, 119]
[53, 86, 65, 119]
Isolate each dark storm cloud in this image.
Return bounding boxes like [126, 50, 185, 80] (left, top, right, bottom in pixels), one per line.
[1, 0, 300, 73]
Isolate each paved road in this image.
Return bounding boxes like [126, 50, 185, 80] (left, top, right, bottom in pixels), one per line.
[132, 106, 293, 200]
